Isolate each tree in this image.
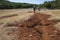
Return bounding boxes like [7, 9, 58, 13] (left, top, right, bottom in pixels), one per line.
[0, 0, 37, 9]
[39, 0, 60, 9]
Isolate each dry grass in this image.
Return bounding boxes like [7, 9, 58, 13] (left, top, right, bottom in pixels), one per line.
[0, 9, 34, 40]
[0, 9, 60, 40]
[40, 9, 60, 30]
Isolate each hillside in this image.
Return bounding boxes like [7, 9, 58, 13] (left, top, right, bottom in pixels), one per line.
[0, 9, 60, 40]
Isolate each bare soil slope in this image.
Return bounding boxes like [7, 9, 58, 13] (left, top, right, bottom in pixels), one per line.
[17, 13, 60, 40]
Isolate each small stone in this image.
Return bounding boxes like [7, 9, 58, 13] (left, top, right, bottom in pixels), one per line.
[55, 30, 58, 33]
[45, 33, 48, 35]
[29, 34, 32, 37]
[50, 35, 53, 37]
[19, 24, 22, 25]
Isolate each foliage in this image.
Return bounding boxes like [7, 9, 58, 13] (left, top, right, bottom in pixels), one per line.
[0, 0, 60, 9]
[0, 0, 37, 9]
[40, 0, 60, 9]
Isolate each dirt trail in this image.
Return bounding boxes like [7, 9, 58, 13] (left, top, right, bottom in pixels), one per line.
[15, 13, 60, 40]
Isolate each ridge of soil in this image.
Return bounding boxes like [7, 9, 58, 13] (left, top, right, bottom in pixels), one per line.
[0, 14, 18, 19]
[16, 13, 60, 40]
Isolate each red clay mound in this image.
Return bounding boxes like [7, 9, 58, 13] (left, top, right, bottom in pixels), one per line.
[17, 13, 60, 40]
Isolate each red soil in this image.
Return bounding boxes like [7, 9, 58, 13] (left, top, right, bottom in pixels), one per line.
[16, 13, 60, 40]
